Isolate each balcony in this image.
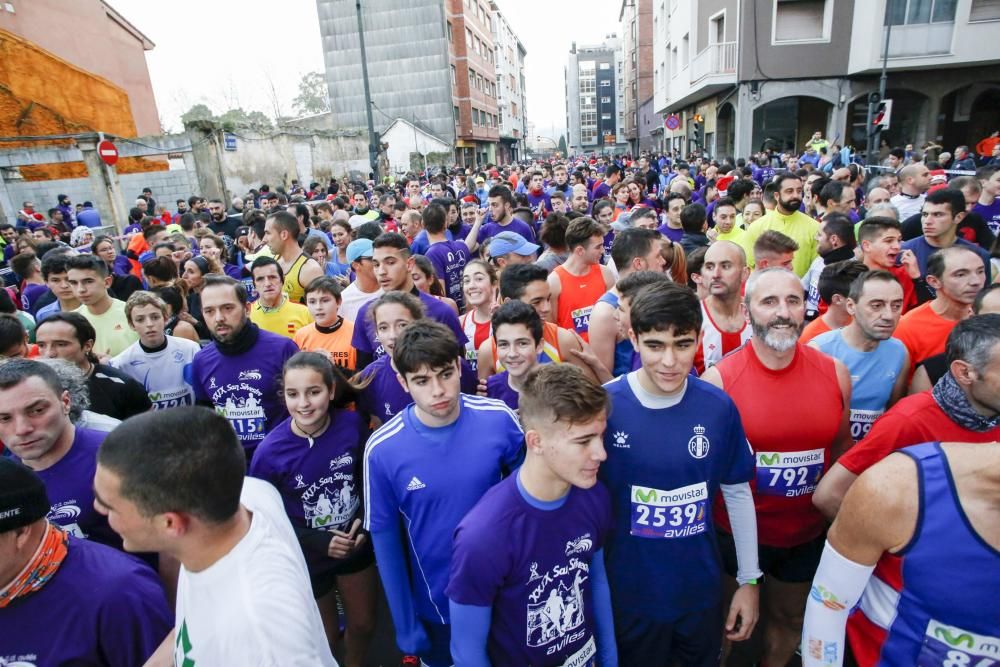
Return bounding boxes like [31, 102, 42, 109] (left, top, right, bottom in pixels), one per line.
[690, 41, 737, 83]
[885, 22, 953, 58]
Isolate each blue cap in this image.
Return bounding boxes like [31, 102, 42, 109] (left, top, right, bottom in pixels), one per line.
[489, 231, 540, 258]
[346, 238, 374, 264]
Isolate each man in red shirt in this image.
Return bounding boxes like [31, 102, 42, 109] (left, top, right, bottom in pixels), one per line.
[813, 313, 1000, 665]
[702, 268, 852, 667]
[857, 218, 923, 312]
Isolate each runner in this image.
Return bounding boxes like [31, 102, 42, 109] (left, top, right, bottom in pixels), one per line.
[249, 352, 376, 666]
[111, 291, 201, 410]
[249, 256, 314, 339]
[695, 240, 752, 374]
[800, 260, 868, 344]
[339, 239, 383, 322]
[94, 406, 339, 666]
[549, 217, 616, 343]
[810, 271, 909, 443]
[192, 275, 299, 458]
[802, 442, 1000, 667]
[0, 458, 172, 666]
[363, 321, 524, 666]
[702, 268, 852, 667]
[739, 173, 820, 277]
[66, 254, 138, 357]
[600, 281, 760, 664]
[484, 301, 544, 410]
[857, 218, 922, 312]
[263, 210, 323, 303]
[460, 259, 499, 372]
[448, 364, 617, 666]
[423, 203, 474, 311]
[294, 276, 357, 372]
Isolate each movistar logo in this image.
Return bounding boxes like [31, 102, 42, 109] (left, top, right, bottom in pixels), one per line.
[935, 626, 975, 649]
[634, 487, 657, 503]
[760, 452, 781, 466]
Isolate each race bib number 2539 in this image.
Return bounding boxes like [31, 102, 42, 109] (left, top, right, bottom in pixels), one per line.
[630, 482, 708, 539]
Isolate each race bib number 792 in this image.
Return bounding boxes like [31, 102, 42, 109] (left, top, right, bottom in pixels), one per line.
[755, 449, 824, 498]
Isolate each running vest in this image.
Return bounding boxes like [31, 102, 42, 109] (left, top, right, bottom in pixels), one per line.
[849, 442, 1000, 666]
[713, 342, 843, 547]
[282, 253, 309, 304]
[812, 329, 906, 442]
[491, 321, 563, 372]
[553, 263, 606, 342]
[694, 301, 752, 375]
[460, 310, 492, 371]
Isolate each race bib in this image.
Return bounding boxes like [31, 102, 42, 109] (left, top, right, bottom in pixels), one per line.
[918, 620, 1000, 666]
[571, 306, 593, 334]
[561, 635, 596, 667]
[149, 387, 193, 410]
[755, 449, 824, 497]
[630, 482, 708, 539]
[849, 408, 883, 442]
[218, 404, 266, 442]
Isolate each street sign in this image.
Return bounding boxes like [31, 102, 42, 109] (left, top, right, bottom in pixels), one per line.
[97, 140, 118, 166]
[665, 114, 681, 130]
[224, 133, 237, 151]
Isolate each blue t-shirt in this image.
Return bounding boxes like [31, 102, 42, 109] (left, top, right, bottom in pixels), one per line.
[357, 355, 478, 424]
[900, 236, 991, 281]
[0, 534, 172, 666]
[447, 473, 612, 666]
[485, 371, 520, 411]
[249, 411, 367, 574]
[425, 240, 470, 311]
[192, 327, 299, 453]
[351, 289, 467, 360]
[476, 219, 537, 244]
[812, 329, 907, 442]
[599, 374, 754, 620]
[363, 395, 525, 623]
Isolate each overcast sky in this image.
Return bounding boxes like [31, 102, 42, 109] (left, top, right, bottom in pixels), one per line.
[114, 0, 621, 141]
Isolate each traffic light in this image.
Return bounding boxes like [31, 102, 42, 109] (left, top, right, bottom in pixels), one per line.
[692, 114, 704, 146]
[872, 99, 892, 133]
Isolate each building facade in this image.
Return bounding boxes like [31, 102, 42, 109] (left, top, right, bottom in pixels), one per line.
[566, 35, 629, 155]
[490, 2, 528, 163]
[620, 0, 654, 154]
[651, 0, 1000, 160]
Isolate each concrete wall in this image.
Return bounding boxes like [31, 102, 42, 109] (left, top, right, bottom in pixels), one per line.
[0, 0, 159, 136]
[382, 120, 451, 176]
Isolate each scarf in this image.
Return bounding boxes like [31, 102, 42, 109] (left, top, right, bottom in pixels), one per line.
[932, 371, 1000, 432]
[214, 321, 260, 357]
[0, 523, 69, 608]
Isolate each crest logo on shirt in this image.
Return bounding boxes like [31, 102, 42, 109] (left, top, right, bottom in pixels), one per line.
[294, 474, 306, 489]
[687, 425, 710, 459]
[564, 534, 593, 557]
[405, 477, 426, 491]
[329, 453, 353, 470]
[238, 369, 262, 381]
[174, 350, 185, 363]
[47, 502, 81, 521]
[528, 562, 542, 583]
[611, 431, 630, 448]
[384, 403, 393, 417]
[209, 377, 217, 389]
[0, 655, 39, 667]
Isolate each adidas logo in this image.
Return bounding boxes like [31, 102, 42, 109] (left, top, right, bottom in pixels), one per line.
[405, 477, 426, 491]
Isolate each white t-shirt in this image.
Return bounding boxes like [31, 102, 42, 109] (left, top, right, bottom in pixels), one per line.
[172, 478, 339, 667]
[890, 192, 925, 221]
[110, 335, 201, 410]
[339, 283, 382, 323]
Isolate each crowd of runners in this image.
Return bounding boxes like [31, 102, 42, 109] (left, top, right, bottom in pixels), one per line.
[0, 141, 998, 667]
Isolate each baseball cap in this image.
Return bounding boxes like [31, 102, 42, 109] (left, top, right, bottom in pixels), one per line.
[488, 231, 540, 258]
[475, 176, 486, 184]
[165, 223, 183, 235]
[0, 458, 51, 533]
[346, 238, 374, 264]
[348, 214, 370, 230]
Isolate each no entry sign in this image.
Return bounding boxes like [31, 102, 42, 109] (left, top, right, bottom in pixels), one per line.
[98, 140, 119, 166]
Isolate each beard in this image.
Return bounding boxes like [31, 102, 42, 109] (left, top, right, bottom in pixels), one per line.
[778, 197, 802, 213]
[751, 316, 802, 352]
[212, 211, 225, 222]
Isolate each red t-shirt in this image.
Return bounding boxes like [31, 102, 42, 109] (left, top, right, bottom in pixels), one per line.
[714, 343, 844, 547]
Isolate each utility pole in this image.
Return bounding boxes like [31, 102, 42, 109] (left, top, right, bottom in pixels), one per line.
[355, 0, 379, 183]
[867, 5, 893, 165]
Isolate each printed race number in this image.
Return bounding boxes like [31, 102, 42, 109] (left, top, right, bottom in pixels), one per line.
[755, 449, 824, 497]
[849, 408, 883, 442]
[918, 620, 1000, 667]
[571, 307, 593, 335]
[630, 482, 708, 539]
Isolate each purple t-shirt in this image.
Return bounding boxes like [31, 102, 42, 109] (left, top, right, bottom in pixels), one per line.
[592, 181, 612, 200]
[486, 371, 520, 411]
[0, 534, 172, 666]
[191, 327, 299, 452]
[476, 218, 537, 244]
[35, 427, 118, 549]
[358, 355, 478, 423]
[447, 473, 612, 666]
[657, 224, 684, 243]
[526, 190, 553, 215]
[351, 289, 467, 359]
[249, 411, 367, 573]
[425, 240, 470, 311]
[20, 283, 48, 315]
[973, 199, 1000, 235]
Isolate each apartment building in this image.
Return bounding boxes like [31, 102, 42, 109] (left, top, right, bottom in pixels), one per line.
[491, 2, 528, 163]
[651, 0, 1000, 159]
[620, 0, 655, 154]
[566, 35, 630, 155]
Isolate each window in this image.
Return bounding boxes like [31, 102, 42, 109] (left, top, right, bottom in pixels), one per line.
[466, 29, 473, 49]
[451, 65, 457, 84]
[710, 11, 725, 43]
[602, 113, 612, 120]
[970, 0, 1000, 20]
[599, 62, 611, 69]
[469, 69, 476, 89]
[454, 106, 460, 124]
[511, 102, 518, 116]
[886, 0, 958, 24]
[447, 22, 453, 42]
[773, 0, 833, 42]
[601, 96, 611, 103]
[472, 109, 478, 126]
[600, 80, 611, 87]
[681, 33, 689, 65]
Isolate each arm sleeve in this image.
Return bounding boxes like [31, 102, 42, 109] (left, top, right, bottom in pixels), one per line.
[448, 602, 493, 667]
[720, 483, 763, 586]
[591, 549, 618, 667]
[801, 541, 875, 667]
[372, 527, 429, 656]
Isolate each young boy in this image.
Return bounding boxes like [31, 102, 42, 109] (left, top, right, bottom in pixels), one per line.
[363, 320, 524, 666]
[294, 276, 357, 372]
[110, 291, 201, 409]
[12, 252, 47, 315]
[448, 364, 618, 666]
[35, 251, 81, 321]
[599, 281, 761, 665]
[484, 300, 544, 411]
[66, 254, 137, 357]
[423, 203, 471, 311]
